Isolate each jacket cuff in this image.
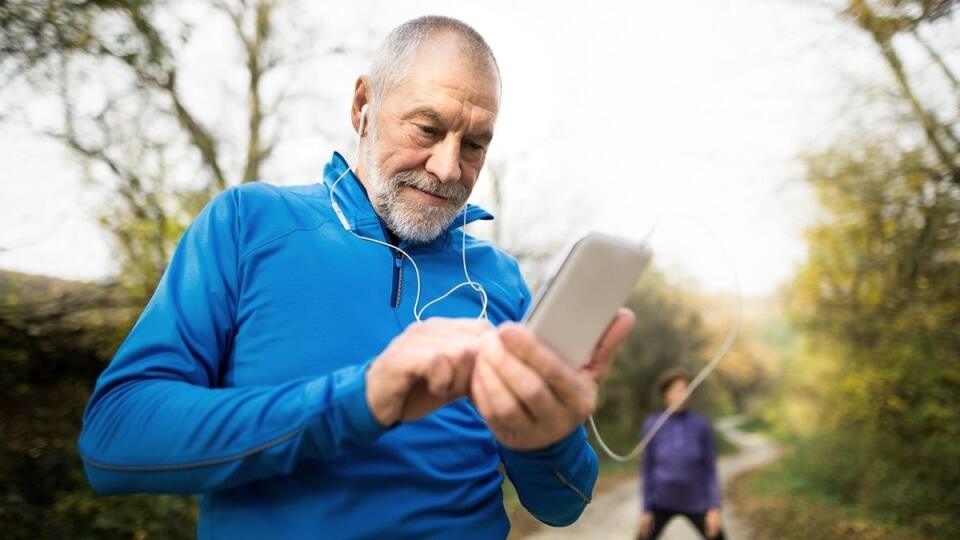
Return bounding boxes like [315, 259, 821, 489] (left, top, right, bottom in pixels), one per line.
[304, 361, 391, 449]
[500, 425, 590, 472]
[338, 361, 392, 443]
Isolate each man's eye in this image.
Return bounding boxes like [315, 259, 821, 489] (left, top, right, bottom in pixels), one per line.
[417, 125, 439, 136]
[465, 141, 485, 151]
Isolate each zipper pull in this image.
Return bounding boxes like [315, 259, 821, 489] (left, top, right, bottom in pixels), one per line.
[394, 251, 403, 267]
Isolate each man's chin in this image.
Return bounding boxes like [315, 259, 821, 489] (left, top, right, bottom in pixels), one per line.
[387, 223, 445, 244]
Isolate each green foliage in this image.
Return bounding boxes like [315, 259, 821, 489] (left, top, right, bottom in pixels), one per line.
[782, 135, 960, 535]
[1, 379, 197, 540]
[760, 2, 960, 527]
[0, 271, 197, 539]
[731, 457, 931, 540]
[735, 415, 773, 435]
[101, 188, 210, 303]
[711, 425, 737, 457]
[0, 273, 133, 385]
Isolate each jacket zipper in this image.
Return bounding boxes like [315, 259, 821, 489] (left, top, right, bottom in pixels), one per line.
[378, 220, 404, 309]
[391, 251, 404, 309]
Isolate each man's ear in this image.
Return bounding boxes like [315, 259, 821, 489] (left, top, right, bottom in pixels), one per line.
[351, 76, 370, 136]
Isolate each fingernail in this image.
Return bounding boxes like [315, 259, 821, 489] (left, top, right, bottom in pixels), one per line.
[499, 325, 520, 346]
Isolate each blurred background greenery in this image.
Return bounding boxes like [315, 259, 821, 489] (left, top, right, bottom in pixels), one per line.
[1, 0, 958, 538]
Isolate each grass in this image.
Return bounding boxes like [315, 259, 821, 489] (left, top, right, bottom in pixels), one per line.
[713, 424, 737, 456]
[729, 459, 932, 540]
[501, 473, 520, 512]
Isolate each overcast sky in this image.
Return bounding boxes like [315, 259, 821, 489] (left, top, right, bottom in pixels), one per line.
[1, 0, 941, 296]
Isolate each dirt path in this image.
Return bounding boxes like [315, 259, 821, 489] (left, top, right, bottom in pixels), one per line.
[523, 416, 780, 540]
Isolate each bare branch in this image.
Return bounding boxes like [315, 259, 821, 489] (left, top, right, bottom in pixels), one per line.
[120, 5, 229, 191]
[845, 0, 960, 183]
[212, 0, 275, 182]
[910, 27, 960, 91]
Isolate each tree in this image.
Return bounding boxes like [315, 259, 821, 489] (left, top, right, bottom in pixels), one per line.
[1, 3, 361, 536]
[787, 135, 960, 533]
[782, 2, 959, 533]
[1, 0, 352, 299]
[842, 0, 959, 184]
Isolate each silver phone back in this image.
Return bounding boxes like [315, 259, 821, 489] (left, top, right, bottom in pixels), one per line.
[523, 232, 652, 368]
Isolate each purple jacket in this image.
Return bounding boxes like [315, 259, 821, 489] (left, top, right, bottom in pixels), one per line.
[640, 411, 721, 513]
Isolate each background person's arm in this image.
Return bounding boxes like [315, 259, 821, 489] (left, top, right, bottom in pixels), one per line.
[703, 417, 722, 510]
[637, 416, 657, 537]
[641, 415, 657, 513]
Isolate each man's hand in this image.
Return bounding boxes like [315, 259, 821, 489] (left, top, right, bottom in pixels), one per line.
[470, 307, 636, 450]
[705, 508, 721, 539]
[366, 318, 494, 427]
[637, 511, 653, 539]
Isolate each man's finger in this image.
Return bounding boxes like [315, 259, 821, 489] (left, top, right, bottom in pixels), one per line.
[409, 331, 484, 397]
[484, 342, 563, 423]
[476, 359, 535, 429]
[473, 366, 526, 447]
[471, 361, 494, 420]
[498, 323, 585, 407]
[580, 307, 636, 384]
[421, 317, 495, 337]
[424, 353, 454, 398]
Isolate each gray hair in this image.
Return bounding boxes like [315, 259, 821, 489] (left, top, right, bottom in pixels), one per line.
[366, 16, 500, 107]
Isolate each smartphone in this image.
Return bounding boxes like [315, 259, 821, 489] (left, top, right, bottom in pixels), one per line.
[523, 232, 652, 369]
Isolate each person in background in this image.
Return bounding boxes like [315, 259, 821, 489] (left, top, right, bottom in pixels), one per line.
[637, 368, 725, 540]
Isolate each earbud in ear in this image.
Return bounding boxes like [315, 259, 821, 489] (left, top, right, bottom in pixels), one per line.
[359, 104, 369, 137]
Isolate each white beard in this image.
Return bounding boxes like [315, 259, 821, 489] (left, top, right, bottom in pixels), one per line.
[361, 128, 471, 244]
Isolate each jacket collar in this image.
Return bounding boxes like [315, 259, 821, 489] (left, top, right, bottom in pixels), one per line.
[323, 151, 493, 243]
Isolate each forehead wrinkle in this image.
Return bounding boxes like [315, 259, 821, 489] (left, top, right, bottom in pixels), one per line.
[407, 72, 498, 111]
[402, 90, 497, 139]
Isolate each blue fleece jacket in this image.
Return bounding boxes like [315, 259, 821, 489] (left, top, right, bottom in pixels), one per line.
[77, 152, 598, 539]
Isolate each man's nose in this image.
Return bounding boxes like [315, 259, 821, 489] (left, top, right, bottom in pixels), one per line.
[425, 137, 462, 184]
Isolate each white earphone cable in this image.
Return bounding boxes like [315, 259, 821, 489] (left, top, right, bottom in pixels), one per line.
[336, 108, 736, 458]
[587, 217, 743, 462]
[328, 143, 488, 322]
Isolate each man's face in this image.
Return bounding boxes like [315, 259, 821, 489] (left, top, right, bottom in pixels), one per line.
[360, 33, 500, 243]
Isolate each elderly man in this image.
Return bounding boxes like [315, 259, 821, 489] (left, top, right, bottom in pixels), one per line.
[78, 15, 635, 539]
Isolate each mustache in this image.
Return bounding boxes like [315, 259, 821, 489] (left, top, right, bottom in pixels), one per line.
[392, 170, 469, 203]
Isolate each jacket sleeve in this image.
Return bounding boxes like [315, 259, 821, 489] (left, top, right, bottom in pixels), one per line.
[641, 416, 656, 512]
[77, 188, 388, 495]
[499, 426, 599, 526]
[703, 419, 722, 509]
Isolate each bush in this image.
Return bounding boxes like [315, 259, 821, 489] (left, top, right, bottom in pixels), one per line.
[1, 271, 198, 539]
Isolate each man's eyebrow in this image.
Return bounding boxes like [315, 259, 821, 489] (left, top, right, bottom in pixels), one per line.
[405, 106, 494, 143]
[405, 106, 444, 124]
[470, 130, 494, 144]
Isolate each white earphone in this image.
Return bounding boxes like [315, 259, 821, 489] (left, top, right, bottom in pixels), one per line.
[330, 105, 368, 231]
[329, 103, 488, 322]
[359, 103, 369, 137]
